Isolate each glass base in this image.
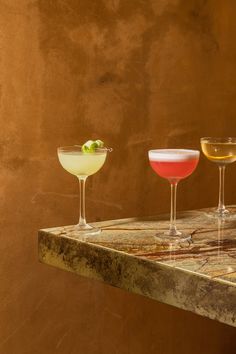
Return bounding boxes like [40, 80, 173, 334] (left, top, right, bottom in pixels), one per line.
[155, 230, 192, 244]
[205, 209, 236, 220]
[73, 224, 101, 236]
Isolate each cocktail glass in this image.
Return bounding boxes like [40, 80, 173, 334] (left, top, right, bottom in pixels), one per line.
[148, 149, 200, 242]
[200, 137, 236, 218]
[58, 145, 112, 236]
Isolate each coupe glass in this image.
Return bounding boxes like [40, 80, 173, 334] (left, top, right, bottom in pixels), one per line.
[58, 145, 112, 236]
[201, 137, 236, 218]
[148, 149, 200, 242]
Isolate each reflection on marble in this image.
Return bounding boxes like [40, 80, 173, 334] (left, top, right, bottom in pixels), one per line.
[38, 208, 236, 327]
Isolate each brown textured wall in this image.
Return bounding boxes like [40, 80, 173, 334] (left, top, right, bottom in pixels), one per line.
[0, 0, 235, 353]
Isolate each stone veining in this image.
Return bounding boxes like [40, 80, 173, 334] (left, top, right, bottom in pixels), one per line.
[38, 208, 236, 327]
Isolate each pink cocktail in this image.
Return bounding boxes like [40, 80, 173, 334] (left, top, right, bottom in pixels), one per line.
[149, 150, 199, 182]
[148, 149, 200, 242]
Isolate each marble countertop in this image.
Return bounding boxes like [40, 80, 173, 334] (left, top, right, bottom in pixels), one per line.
[38, 208, 236, 327]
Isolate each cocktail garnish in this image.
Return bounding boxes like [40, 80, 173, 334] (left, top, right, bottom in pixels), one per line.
[82, 140, 104, 153]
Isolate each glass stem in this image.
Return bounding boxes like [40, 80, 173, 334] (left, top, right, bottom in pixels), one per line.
[169, 182, 178, 235]
[78, 176, 87, 227]
[217, 165, 226, 213]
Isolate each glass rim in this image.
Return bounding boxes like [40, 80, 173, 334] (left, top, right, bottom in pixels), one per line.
[148, 148, 200, 154]
[200, 137, 236, 143]
[57, 145, 112, 153]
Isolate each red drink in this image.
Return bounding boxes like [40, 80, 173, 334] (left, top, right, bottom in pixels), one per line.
[149, 149, 199, 182]
[148, 149, 200, 240]
[150, 159, 199, 180]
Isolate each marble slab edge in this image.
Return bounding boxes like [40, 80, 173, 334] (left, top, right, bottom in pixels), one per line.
[38, 229, 236, 328]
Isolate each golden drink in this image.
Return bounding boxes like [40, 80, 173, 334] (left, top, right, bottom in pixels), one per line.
[200, 137, 236, 219]
[201, 141, 236, 164]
